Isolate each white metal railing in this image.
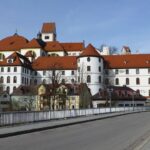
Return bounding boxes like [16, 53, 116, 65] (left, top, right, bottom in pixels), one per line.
[0, 107, 148, 126]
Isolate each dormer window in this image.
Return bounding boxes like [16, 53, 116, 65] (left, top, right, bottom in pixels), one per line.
[7, 58, 13, 64]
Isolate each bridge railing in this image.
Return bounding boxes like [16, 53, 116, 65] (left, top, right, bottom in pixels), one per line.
[0, 106, 148, 126]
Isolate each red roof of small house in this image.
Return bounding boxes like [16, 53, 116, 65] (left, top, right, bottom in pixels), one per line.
[41, 23, 56, 33]
[32, 56, 77, 70]
[103, 54, 150, 69]
[0, 34, 29, 51]
[79, 44, 101, 57]
[0, 52, 31, 67]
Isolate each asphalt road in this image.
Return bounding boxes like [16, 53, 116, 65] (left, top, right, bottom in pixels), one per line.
[0, 112, 150, 150]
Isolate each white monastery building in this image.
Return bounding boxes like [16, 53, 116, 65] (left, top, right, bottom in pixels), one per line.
[0, 22, 150, 100]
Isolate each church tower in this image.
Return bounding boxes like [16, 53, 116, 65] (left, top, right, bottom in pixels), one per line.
[41, 22, 56, 42]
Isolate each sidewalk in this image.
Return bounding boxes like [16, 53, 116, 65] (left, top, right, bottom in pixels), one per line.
[0, 111, 143, 138]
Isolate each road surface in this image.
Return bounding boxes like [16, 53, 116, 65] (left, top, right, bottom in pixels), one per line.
[0, 112, 150, 150]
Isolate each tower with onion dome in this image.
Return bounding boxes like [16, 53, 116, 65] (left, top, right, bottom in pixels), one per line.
[77, 44, 104, 95]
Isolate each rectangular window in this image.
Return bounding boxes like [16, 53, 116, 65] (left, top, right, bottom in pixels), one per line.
[62, 71, 65, 75]
[148, 68, 150, 74]
[45, 36, 49, 39]
[43, 71, 46, 76]
[7, 67, 10, 72]
[149, 90, 150, 96]
[126, 69, 129, 74]
[136, 69, 139, 74]
[99, 76, 101, 83]
[1, 67, 4, 72]
[34, 71, 37, 76]
[87, 66, 91, 71]
[71, 70, 74, 75]
[14, 67, 17, 72]
[99, 66, 101, 72]
[115, 69, 118, 74]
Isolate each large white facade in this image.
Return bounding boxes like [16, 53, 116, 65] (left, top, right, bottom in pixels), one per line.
[0, 22, 149, 99]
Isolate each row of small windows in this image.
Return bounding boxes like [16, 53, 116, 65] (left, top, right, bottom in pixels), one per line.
[0, 67, 32, 74]
[78, 75, 102, 83]
[43, 70, 75, 76]
[0, 76, 17, 83]
[78, 66, 101, 72]
[78, 57, 101, 63]
[115, 78, 141, 85]
[105, 78, 150, 85]
[87, 57, 101, 62]
[1, 67, 17, 72]
[105, 68, 150, 75]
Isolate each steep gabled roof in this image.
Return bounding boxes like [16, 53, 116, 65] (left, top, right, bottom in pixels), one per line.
[61, 42, 84, 52]
[79, 44, 101, 57]
[41, 22, 56, 33]
[23, 38, 45, 49]
[0, 52, 31, 68]
[32, 56, 77, 70]
[103, 54, 150, 69]
[0, 34, 29, 51]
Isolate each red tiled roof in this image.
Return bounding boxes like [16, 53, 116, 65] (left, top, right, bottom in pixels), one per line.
[61, 42, 84, 51]
[0, 34, 28, 51]
[32, 56, 77, 70]
[23, 38, 42, 49]
[0, 52, 31, 67]
[79, 44, 101, 57]
[103, 54, 150, 69]
[44, 41, 65, 52]
[41, 23, 56, 33]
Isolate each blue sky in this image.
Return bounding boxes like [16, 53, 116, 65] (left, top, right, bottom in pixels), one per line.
[0, 0, 150, 53]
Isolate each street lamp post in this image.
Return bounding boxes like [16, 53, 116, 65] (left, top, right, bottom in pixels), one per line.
[107, 87, 113, 113]
[132, 91, 136, 111]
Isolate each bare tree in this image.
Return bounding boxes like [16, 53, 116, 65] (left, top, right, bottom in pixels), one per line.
[47, 63, 69, 110]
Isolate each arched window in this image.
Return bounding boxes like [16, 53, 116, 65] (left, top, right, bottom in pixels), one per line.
[136, 78, 140, 85]
[115, 78, 119, 85]
[87, 75, 91, 83]
[13, 86, 16, 92]
[7, 76, 10, 83]
[71, 79, 75, 83]
[0, 76, 4, 83]
[126, 78, 129, 85]
[43, 79, 46, 84]
[13, 76, 17, 83]
[6, 86, 10, 94]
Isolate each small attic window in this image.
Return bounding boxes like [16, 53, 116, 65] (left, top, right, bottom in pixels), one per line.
[146, 60, 150, 64]
[45, 36, 49, 39]
[7, 59, 14, 64]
